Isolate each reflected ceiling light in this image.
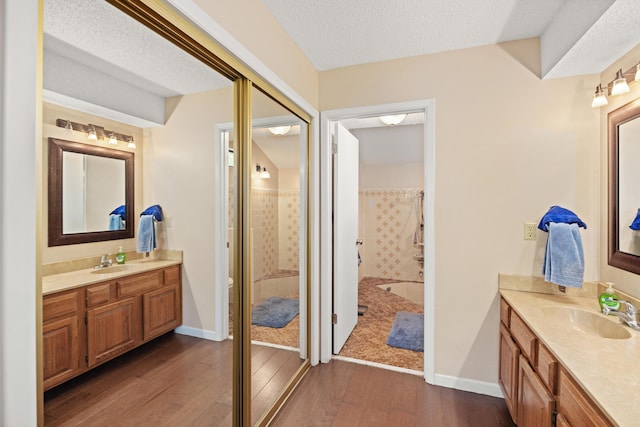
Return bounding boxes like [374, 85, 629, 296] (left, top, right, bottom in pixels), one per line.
[268, 125, 291, 135]
[611, 69, 630, 95]
[591, 84, 608, 108]
[128, 136, 136, 149]
[87, 125, 98, 141]
[108, 132, 118, 145]
[379, 114, 407, 126]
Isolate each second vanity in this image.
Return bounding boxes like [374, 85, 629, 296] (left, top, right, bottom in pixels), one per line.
[499, 277, 640, 427]
[43, 256, 182, 391]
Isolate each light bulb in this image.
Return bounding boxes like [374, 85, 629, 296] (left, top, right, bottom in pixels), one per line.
[611, 69, 630, 96]
[87, 125, 97, 141]
[109, 133, 118, 145]
[127, 137, 136, 149]
[379, 114, 407, 126]
[591, 84, 608, 108]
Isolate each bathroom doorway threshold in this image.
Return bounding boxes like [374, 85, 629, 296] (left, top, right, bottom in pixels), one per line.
[332, 354, 424, 377]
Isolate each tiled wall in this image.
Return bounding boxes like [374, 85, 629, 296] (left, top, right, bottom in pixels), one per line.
[278, 190, 300, 271]
[251, 188, 279, 280]
[360, 188, 423, 282]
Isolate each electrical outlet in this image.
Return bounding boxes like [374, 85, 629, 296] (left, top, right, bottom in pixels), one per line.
[524, 223, 537, 240]
[166, 216, 173, 228]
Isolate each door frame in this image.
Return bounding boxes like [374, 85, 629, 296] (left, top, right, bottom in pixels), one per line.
[319, 100, 436, 384]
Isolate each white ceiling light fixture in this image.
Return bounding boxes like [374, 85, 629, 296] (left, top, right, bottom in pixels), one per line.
[379, 114, 407, 126]
[268, 125, 292, 136]
[591, 84, 608, 108]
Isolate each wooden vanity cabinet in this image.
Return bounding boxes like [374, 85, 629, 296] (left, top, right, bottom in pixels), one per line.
[43, 264, 182, 390]
[499, 297, 613, 427]
[43, 288, 83, 390]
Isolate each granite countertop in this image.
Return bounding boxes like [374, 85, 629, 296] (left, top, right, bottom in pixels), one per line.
[500, 290, 640, 427]
[43, 258, 182, 295]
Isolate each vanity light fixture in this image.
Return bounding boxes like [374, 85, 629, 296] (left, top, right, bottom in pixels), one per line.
[128, 136, 136, 149]
[108, 132, 118, 145]
[268, 125, 292, 136]
[260, 167, 271, 179]
[591, 84, 608, 108]
[87, 125, 98, 141]
[64, 120, 73, 132]
[379, 114, 407, 126]
[592, 63, 639, 107]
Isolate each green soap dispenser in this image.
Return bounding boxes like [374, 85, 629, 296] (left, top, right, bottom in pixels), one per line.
[116, 246, 126, 264]
[599, 282, 619, 314]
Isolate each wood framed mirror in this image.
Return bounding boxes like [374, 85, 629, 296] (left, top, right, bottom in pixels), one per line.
[608, 98, 640, 273]
[48, 137, 134, 246]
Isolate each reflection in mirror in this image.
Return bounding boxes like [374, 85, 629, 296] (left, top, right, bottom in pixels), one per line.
[48, 137, 134, 246]
[250, 87, 308, 425]
[608, 98, 640, 274]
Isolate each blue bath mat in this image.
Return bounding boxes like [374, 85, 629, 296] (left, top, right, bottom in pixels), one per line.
[252, 297, 299, 328]
[387, 311, 424, 352]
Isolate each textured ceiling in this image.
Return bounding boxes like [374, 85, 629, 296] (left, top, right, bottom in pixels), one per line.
[262, 0, 638, 78]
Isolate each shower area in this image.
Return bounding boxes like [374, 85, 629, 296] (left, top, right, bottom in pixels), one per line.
[337, 117, 425, 371]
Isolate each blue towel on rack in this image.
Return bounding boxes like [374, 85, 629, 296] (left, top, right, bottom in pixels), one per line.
[136, 215, 156, 253]
[630, 209, 640, 230]
[538, 206, 586, 232]
[141, 205, 163, 222]
[543, 222, 584, 288]
[110, 205, 126, 218]
[108, 214, 124, 231]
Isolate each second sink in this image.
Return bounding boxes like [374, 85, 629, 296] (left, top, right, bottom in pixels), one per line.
[542, 306, 632, 339]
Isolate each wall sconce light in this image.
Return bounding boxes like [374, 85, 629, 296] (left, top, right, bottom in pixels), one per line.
[379, 114, 407, 126]
[268, 125, 292, 136]
[56, 119, 135, 149]
[592, 62, 639, 107]
[254, 164, 270, 179]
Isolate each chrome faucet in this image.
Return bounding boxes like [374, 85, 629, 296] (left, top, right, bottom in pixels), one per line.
[602, 298, 640, 331]
[94, 254, 112, 269]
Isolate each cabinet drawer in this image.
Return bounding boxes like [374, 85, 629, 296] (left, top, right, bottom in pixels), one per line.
[117, 270, 162, 297]
[536, 341, 557, 395]
[44, 289, 80, 321]
[163, 265, 180, 286]
[500, 298, 510, 327]
[86, 282, 113, 307]
[557, 367, 613, 427]
[510, 312, 537, 364]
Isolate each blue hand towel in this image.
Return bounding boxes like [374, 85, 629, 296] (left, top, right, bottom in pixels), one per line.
[543, 222, 584, 288]
[136, 215, 156, 253]
[110, 205, 126, 218]
[141, 205, 163, 222]
[108, 214, 124, 231]
[538, 206, 587, 232]
[630, 209, 640, 230]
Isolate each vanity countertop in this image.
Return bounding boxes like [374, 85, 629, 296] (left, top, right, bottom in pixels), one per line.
[500, 290, 640, 427]
[43, 258, 182, 295]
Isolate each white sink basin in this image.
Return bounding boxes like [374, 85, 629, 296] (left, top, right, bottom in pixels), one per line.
[542, 306, 631, 339]
[91, 264, 137, 274]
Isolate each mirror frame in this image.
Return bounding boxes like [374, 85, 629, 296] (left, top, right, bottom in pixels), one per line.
[608, 98, 640, 273]
[48, 137, 134, 246]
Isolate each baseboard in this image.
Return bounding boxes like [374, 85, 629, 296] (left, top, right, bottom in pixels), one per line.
[434, 374, 504, 398]
[174, 325, 220, 341]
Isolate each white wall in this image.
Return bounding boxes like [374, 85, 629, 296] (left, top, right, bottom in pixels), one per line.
[0, 0, 39, 424]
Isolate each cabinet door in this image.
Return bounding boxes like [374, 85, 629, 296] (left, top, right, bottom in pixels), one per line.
[555, 413, 571, 427]
[87, 297, 139, 367]
[517, 355, 555, 427]
[143, 285, 181, 340]
[499, 324, 519, 423]
[557, 367, 613, 427]
[43, 315, 80, 390]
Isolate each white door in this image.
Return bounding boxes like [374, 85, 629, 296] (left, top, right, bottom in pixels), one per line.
[332, 123, 360, 354]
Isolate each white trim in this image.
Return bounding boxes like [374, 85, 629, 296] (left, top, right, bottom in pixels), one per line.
[434, 374, 504, 398]
[332, 355, 424, 377]
[319, 100, 436, 387]
[175, 325, 218, 341]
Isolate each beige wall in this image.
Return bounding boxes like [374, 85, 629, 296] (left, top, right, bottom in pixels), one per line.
[320, 38, 601, 384]
[42, 103, 143, 264]
[193, 0, 320, 109]
[599, 44, 640, 297]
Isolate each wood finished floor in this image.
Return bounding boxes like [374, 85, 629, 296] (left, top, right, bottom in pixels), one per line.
[44, 333, 514, 427]
[44, 332, 302, 426]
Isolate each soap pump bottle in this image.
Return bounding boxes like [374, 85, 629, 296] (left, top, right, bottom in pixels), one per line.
[116, 246, 126, 265]
[599, 282, 619, 314]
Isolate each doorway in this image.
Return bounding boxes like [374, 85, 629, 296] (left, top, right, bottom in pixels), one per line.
[320, 100, 435, 382]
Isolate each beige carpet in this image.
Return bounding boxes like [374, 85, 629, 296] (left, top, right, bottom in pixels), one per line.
[338, 276, 424, 371]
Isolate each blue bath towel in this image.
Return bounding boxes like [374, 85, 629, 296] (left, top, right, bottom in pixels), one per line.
[136, 215, 156, 253]
[630, 209, 640, 230]
[141, 204, 163, 222]
[538, 205, 586, 231]
[108, 214, 124, 231]
[543, 222, 584, 288]
[110, 204, 126, 218]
